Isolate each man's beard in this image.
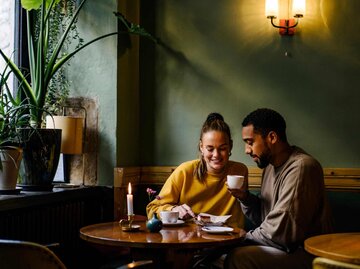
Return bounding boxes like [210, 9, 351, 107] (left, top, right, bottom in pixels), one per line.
[255, 146, 271, 169]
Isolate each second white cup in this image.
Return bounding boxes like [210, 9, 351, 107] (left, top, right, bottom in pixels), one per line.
[160, 211, 179, 223]
[227, 175, 244, 189]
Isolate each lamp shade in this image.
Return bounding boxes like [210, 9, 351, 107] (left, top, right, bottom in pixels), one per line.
[292, 0, 305, 16]
[265, 0, 279, 18]
[46, 116, 84, 154]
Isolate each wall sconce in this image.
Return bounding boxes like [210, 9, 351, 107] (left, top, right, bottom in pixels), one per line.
[265, 0, 305, 35]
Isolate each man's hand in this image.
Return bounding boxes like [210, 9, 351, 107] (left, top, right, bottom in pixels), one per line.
[226, 177, 249, 201]
[227, 187, 249, 201]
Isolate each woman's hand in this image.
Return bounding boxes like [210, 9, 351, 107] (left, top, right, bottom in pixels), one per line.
[172, 204, 195, 220]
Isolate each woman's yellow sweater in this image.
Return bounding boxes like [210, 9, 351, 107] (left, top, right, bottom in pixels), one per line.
[146, 159, 248, 228]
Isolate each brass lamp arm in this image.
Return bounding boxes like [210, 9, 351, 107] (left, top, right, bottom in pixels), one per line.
[268, 16, 300, 29]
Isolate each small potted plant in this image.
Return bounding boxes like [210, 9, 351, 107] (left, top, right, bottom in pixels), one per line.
[0, 67, 31, 191]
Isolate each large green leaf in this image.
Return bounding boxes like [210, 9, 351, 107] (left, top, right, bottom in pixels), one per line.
[21, 0, 60, 11]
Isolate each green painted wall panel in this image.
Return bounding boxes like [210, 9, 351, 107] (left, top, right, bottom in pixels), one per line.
[139, 0, 360, 168]
[68, 0, 360, 186]
[67, 0, 117, 185]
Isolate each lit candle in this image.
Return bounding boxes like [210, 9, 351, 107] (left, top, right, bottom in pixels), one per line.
[127, 183, 134, 215]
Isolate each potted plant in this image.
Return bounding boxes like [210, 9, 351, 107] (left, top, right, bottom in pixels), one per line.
[0, 0, 156, 190]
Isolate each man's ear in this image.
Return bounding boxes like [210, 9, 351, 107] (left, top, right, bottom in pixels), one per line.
[267, 131, 278, 145]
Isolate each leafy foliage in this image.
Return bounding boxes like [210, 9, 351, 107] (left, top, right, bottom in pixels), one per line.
[0, 67, 25, 147]
[42, 0, 83, 115]
[0, 0, 157, 128]
[114, 12, 158, 44]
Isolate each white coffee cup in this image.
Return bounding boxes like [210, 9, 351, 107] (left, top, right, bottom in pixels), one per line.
[227, 175, 244, 189]
[160, 211, 179, 223]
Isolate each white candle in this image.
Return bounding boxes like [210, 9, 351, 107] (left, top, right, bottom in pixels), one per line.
[127, 183, 134, 215]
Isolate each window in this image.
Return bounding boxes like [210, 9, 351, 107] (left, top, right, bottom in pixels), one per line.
[0, 0, 15, 90]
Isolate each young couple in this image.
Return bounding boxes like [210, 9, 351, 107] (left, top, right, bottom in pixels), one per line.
[147, 108, 332, 269]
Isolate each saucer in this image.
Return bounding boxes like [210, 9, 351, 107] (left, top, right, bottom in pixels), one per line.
[0, 187, 22, 195]
[162, 220, 185, 226]
[121, 224, 141, 232]
[194, 219, 224, 227]
[54, 183, 80, 188]
[201, 226, 234, 234]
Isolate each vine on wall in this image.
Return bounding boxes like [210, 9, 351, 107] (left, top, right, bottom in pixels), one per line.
[33, 0, 84, 115]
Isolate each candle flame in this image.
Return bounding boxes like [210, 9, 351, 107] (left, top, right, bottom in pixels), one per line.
[128, 182, 132, 194]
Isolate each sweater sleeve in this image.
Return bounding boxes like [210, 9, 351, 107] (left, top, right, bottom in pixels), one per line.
[146, 164, 185, 219]
[245, 157, 326, 252]
[240, 192, 262, 227]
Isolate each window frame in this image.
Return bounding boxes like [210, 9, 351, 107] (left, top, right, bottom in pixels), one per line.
[14, 0, 29, 94]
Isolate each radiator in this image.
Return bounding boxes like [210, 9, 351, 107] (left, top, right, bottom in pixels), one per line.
[0, 200, 86, 248]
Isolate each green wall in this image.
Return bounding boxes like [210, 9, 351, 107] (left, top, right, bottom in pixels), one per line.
[68, 0, 360, 185]
[139, 0, 360, 168]
[67, 0, 118, 185]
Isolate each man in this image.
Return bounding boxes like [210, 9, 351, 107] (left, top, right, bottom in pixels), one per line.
[225, 108, 332, 269]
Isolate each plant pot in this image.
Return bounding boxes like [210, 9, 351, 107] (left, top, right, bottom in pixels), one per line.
[0, 147, 23, 190]
[18, 128, 62, 191]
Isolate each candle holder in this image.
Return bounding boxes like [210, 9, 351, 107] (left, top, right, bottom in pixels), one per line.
[119, 214, 140, 232]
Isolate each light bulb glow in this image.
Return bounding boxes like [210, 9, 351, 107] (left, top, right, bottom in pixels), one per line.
[292, 0, 305, 17]
[265, 0, 279, 18]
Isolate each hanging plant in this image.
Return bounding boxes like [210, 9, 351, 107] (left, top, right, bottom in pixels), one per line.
[42, 0, 84, 116]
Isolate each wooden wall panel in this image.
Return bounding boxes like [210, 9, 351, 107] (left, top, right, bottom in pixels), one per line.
[114, 166, 360, 219]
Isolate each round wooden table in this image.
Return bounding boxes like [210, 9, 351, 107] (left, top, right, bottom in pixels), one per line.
[80, 221, 246, 269]
[304, 233, 360, 265]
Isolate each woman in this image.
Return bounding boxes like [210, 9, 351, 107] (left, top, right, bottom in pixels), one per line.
[146, 112, 248, 228]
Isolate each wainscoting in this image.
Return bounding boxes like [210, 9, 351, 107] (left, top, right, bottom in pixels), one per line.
[114, 166, 360, 232]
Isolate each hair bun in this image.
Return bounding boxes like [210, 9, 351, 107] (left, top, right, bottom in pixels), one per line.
[206, 112, 224, 123]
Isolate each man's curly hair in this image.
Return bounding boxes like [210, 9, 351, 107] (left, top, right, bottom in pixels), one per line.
[242, 108, 287, 142]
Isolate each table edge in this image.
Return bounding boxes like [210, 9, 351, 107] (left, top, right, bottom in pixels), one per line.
[80, 221, 246, 249]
